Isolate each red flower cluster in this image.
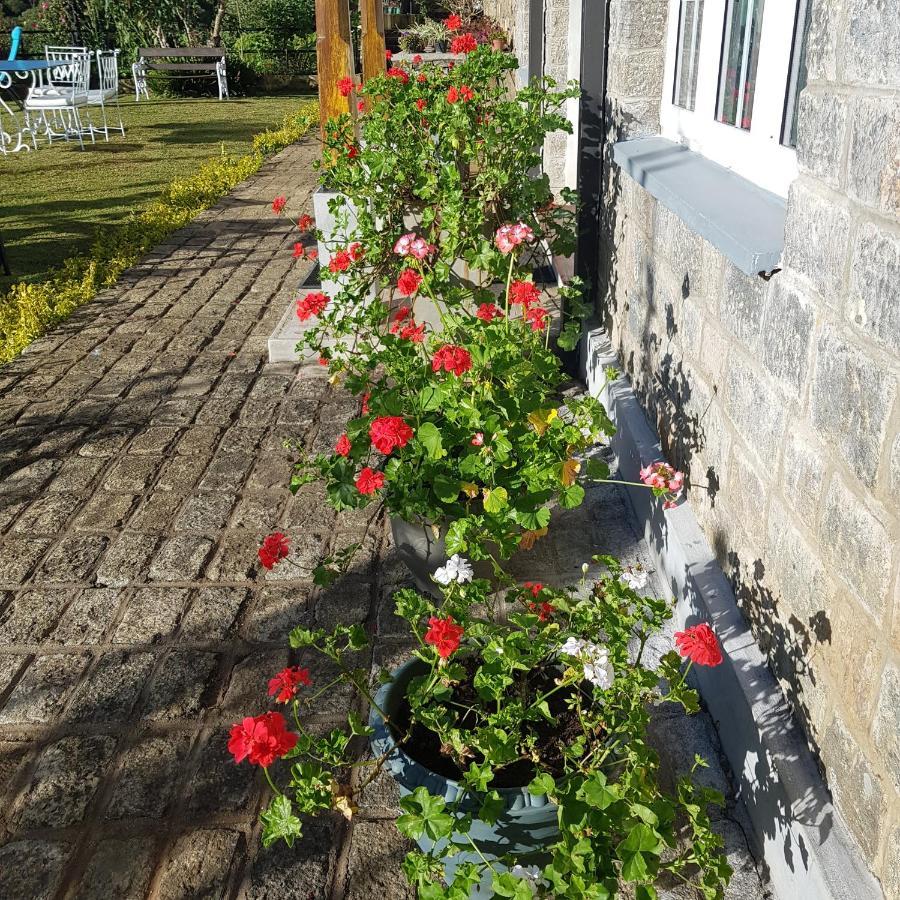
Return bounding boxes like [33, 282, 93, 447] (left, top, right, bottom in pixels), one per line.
[450, 32, 478, 54]
[509, 280, 541, 307]
[524, 305, 549, 331]
[524, 581, 543, 597]
[674, 623, 723, 667]
[272, 196, 286, 214]
[296, 291, 329, 322]
[387, 66, 409, 84]
[258, 533, 290, 569]
[228, 711, 298, 767]
[476, 302, 503, 321]
[337, 76, 354, 97]
[432, 344, 472, 376]
[267, 666, 312, 703]
[361, 392, 370, 414]
[348, 241, 364, 262]
[460, 84, 474, 101]
[369, 416, 414, 454]
[416, 97, 426, 111]
[292, 242, 305, 259]
[385, 49, 392, 60]
[328, 249, 353, 273]
[397, 268, 423, 296]
[444, 13, 462, 29]
[356, 467, 385, 495]
[297, 214, 314, 232]
[495, 222, 535, 254]
[335, 434, 351, 457]
[417, 72, 427, 84]
[529, 600, 555, 622]
[471, 432, 484, 446]
[318, 355, 329, 366]
[399, 322, 425, 342]
[424, 615, 464, 658]
[412, 54, 423, 64]
[447, 86, 459, 104]
[347, 143, 359, 159]
[639, 462, 685, 509]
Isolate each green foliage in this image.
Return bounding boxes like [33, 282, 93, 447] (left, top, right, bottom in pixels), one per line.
[0, 101, 318, 364]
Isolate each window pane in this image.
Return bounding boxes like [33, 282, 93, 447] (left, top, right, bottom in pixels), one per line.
[782, 0, 811, 146]
[673, 0, 705, 111]
[716, 0, 766, 130]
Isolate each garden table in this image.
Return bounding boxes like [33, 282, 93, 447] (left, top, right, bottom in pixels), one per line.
[0, 59, 56, 153]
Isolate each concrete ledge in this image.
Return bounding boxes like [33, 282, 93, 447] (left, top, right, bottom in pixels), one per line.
[612, 136, 786, 276]
[580, 325, 884, 900]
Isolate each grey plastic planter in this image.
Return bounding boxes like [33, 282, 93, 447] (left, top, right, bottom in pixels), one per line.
[369, 658, 560, 894]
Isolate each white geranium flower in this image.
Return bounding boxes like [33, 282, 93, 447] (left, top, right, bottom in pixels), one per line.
[620, 569, 648, 591]
[510, 865, 542, 894]
[560, 637, 614, 689]
[559, 636, 587, 657]
[432, 554, 474, 586]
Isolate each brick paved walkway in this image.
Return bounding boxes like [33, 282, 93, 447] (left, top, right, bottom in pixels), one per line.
[0, 138, 767, 900]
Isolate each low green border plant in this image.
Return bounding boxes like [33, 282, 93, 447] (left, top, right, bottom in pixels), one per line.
[0, 100, 319, 365]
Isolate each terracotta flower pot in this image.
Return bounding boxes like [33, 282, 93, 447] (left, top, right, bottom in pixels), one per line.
[370, 657, 559, 895]
[491, 38, 506, 51]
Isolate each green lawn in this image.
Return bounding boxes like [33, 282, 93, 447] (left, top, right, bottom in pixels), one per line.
[0, 92, 314, 286]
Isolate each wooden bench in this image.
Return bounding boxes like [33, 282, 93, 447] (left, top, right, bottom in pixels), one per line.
[132, 47, 228, 101]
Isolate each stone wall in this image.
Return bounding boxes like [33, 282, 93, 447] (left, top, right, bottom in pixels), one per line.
[598, 0, 900, 892]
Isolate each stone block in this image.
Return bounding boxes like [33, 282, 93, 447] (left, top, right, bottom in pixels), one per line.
[13, 493, 81, 535]
[820, 475, 892, 621]
[242, 585, 314, 643]
[809, 327, 896, 488]
[723, 364, 786, 469]
[0, 587, 70, 644]
[243, 820, 336, 900]
[46, 456, 105, 494]
[34, 535, 108, 583]
[0, 537, 53, 585]
[141, 650, 219, 721]
[204, 530, 260, 582]
[844, 0, 900, 87]
[315, 578, 374, 630]
[782, 182, 851, 304]
[129, 492, 184, 533]
[0, 738, 32, 803]
[175, 492, 238, 531]
[155, 454, 209, 494]
[155, 829, 241, 900]
[218, 425, 267, 453]
[112, 588, 189, 645]
[66, 651, 156, 724]
[198, 452, 255, 493]
[174, 426, 221, 456]
[47, 588, 123, 644]
[95, 533, 160, 588]
[185, 732, 259, 816]
[780, 431, 826, 531]
[0, 840, 70, 900]
[78, 836, 157, 900]
[848, 221, 900, 353]
[106, 734, 195, 819]
[612, 0, 667, 50]
[179, 586, 249, 642]
[77, 427, 133, 458]
[796, 91, 849, 190]
[757, 278, 816, 397]
[820, 714, 885, 864]
[718, 262, 766, 349]
[847, 96, 900, 215]
[101, 456, 163, 493]
[231, 494, 286, 530]
[149, 535, 215, 581]
[607, 49, 665, 100]
[344, 819, 415, 899]
[726, 447, 768, 542]
[127, 426, 181, 455]
[220, 649, 289, 716]
[72, 492, 137, 532]
[0, 653, 89, 725]
[873, 662, 900, 792]
[15, 734, 117, 829]
[263, 527, 331, 581]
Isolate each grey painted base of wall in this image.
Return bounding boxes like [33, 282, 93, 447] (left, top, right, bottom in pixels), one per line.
[580, 324, 884, 900]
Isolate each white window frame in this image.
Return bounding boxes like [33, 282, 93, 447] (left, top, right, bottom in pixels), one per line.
[661, 0, 800, 198]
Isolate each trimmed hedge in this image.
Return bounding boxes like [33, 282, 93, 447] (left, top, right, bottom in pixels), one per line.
[0, 101, 319, 365]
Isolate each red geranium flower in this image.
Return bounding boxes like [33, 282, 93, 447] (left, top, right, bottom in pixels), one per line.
[267, 666, 312, 703]
[329, 250, 353, 273]
[476, 302, 503, 321]
[529, 600, 555, 622]
[524, 305, 549, 331]
[447, 86, 459, 104]
[356, 467, 385, 495]
[397, 268, 423, 296]
[412, 54, 423, 64]
[297, 214, 314, 232]
[416, 98, 426, 111]
[444, 13, 462, 29]
[524, 581, 543, 597]
[228, 711, 298, 767]
[432, 344, 472, 376]
[369, 416, 414, 454]
[674, 624, 723, 667]
[460, 84, 474, 101]
[400, 322, 426, 342]
[349, 241, 365, 262]
[509, 280, 541, 307]
[362, 392, 370, 414]
[318, 355, 329, 366]
[258, 533, 290, 569]
[296, 291, 329, 321]
[357, 100, 365, 112]
[272, 196, 286, 214]
[292, 242, 305, 259]
[450, 33, 478, 54]
[424, 615, 464, 658]
[385, 49, 392, 60]
[347, 143, 359, 159]
[335, 434, 351, 456]
[337, 76, 354, 97]
[417, 73, 427, 83]
[307, 248, 319, 260]
[387, 66, 409, 84]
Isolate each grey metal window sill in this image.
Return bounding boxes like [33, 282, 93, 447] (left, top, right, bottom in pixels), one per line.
[612, 136, 787, 276]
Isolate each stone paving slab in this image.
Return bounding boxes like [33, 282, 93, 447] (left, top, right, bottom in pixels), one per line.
[0, 137, 769, 899]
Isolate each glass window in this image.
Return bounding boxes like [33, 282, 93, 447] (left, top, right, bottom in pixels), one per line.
[716, 0, 766, 130]
[673, 0, 704, 111]
[782, 0, 811, 147]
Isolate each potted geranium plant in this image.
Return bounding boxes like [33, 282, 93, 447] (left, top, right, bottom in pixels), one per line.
[230, 556, 732, 898]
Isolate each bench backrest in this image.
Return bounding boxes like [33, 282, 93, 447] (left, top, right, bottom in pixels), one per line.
[137, 47, 225, 60]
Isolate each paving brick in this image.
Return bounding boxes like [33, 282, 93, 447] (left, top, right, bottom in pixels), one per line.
[72, 492, 138, 532]
[0, 653, 90, 725]
[113, 588, 189, 645]
[0, 840, 70, 900]
[149, 535, 215, 581]
[101, 456, 163, 493]
[205, 530, 262, 581]
[34, 535, 109, 583]
[344, 819, 415, 900]
[13, 493, 82, 535]
[141, 650, 220, 721]
[175, 492, 238, 531]
[185, 730, 259, 816]
[129, 492, 185, 533]
[0, 588, 71, 644]
[0, 537, 53, 585]
[77, 836, 158, 900]
[242, 584, 314, 643]
[65, 652, 156, 724]
[15, 734, 118, 829]
[94, 533, 160, 587]
[46, 457, 106, 494]
[155, 828, 241, 900]
[220, 649, 289, 717]
[47, 588, 124, 644]
[77, 428, 134, 458]
[179, 587, 249, 642]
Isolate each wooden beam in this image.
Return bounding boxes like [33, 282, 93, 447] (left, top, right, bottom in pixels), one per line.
[360, 0, 387, 84]
[315, 0, 354, 136]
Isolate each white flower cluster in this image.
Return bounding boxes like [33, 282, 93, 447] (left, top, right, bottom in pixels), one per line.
[559, 637, 614, 689]
[510, 865, 543, 894]
[619, 568, 648, 591]
[432, 554, 474, 586]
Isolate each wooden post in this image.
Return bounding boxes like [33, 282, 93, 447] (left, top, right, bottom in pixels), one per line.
[315, 0, 354, 136]
[360, 0, 387, 83]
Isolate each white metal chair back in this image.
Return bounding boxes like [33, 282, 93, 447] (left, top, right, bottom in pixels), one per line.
[44, 46, 89, 91]
[95, 49, 119, 98]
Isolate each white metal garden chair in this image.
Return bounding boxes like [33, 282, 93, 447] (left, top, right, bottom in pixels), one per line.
[24, 50, 93, 149]
[88, 49, 124, 140]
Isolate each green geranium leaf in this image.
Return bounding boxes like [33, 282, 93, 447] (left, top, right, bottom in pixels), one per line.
[434, 475, 461, 503]
[397, 787, 454, 841]
[478, 791, 505, 825]
[260, 794, 303, 848]
[528, 772, 556, 796]
[483, 486, 509, 513]
[417, 422, 445, 459]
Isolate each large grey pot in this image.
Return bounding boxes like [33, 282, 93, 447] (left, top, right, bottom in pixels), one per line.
[370, 658, 560, 895]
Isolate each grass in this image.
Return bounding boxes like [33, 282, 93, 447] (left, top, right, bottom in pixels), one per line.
[0, 92, 315, 286]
